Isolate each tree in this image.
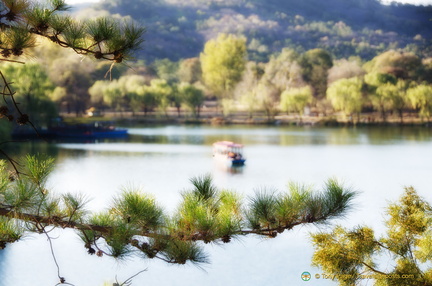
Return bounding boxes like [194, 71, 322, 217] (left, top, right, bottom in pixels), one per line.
[255, 81, 280, 121]
[235, 61, 265, 119]
[135, 85, 159, 117]
[365, 72, 398, 122]
[280, 86, 313, 122]
[88, 80, 108, 111]
[311, 187, 432, 286]
[262, 48, 305, 92]
[392, 80, 409, 123]
[200, 33, 247, 99]
[1, 63, 57, 126]
[0, 156, 356, 284]
[327, 58, 365, 85]
[153, 58, 179, 84]
[300, 49, 333, 98]
[119, 75, 150, 116]
[89, 75, 147, 115]
[364, 50, 423, 81]
[101, 80, 126, 113]
[407, 84, 432, 122]
[327, 77, 364, 123]
[178, 82, 204, 118]
[149, 79, 173, 117]
[178, 57, 202, 84]
[169, 84, 183, 117]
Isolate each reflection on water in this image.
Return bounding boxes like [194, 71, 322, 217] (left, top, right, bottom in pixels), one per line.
[5, 125, 432, 160]
[125, 125, 432, 146]
[213, 159, 245, 174]
[1, 125, 432, 286]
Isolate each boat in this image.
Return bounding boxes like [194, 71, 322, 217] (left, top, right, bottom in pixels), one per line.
[12, 117, 128, 140]
[212, 141, 246, 166]
[48, 120, 128, 139]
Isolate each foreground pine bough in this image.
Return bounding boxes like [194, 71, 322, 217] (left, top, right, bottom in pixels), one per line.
[0, 156, 356, 265]
[311, 187, 432, 286]
[0, 0, 145, 136]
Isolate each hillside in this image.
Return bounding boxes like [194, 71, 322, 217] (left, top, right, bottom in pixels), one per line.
[77, 0, 432, 62]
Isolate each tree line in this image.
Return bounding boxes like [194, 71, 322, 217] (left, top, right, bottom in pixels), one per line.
[3, 33, 432, 130]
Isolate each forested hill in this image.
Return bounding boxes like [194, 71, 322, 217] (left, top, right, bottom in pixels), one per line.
[79, 0, 432, 62]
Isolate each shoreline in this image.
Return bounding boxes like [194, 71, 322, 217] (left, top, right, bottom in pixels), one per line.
[110, 114, 432, 128]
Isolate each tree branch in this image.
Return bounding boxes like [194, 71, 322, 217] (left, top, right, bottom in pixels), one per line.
[361, 262, 388, 276]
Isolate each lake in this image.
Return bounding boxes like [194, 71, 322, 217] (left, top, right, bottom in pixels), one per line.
[1, 125, 432, 286]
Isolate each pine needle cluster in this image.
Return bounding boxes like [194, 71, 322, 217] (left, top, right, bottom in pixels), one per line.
[311, 187, 432, 286]
[0, 158, 357, 267]
[0, 0, 145, 62]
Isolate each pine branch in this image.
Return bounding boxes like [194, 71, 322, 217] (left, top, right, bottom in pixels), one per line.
[0, 205, 110, 233]
[0, 158, 356, 265]
[361, 261, 388, 276]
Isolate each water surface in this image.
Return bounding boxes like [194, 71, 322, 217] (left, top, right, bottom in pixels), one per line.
[2, 125, 432, 286]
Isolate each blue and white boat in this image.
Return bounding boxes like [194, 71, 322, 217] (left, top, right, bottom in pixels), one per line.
[212, 141, 246, 166]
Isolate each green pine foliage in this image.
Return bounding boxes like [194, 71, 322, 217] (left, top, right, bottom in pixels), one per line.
[246, 179, 356, 235]
[311, 187, 432, 286]
[0, 0, 144, 62]
[0, 156, 356, 265]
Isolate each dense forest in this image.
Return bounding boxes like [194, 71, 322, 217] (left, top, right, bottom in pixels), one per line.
[74, 0, 432, 62]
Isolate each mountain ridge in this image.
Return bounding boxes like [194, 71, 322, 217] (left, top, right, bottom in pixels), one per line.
[77, 0, 432, 62]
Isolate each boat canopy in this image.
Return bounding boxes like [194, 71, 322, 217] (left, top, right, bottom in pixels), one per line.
[213, 141, 244, 153]
[213, 141, 243, 148]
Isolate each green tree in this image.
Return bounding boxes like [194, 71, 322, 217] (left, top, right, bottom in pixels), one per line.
[312, 187, 432, 286]
[89, 75, 146, 115]
[300, 48, 333, 98]
[327, 77, 364, 123]
[392, 80, 409, 123]
[169, 84, 183, 117]
[89, 80, 109, 110]
[179, 83, 204, 118]
[49, 57, 93, 116]
[365, 73, 394, 121]
[200, 33, 247, 98]
[102, 80, 126, 113]
[150, 79, 173, 117]
[135, 85, 159, 117]
[1, 63, 57, 126]
[280, 86, 313, 122]
[407, 84, 432, 122]
[153, 58, 179, 84]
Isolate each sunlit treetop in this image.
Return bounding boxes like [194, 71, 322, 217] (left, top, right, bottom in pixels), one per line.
[0, 0, 145, 63]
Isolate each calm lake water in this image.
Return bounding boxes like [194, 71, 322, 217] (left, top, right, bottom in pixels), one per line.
[2, 125, 432, 286]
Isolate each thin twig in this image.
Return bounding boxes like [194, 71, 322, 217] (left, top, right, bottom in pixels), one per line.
[43, 227, 62, 280]
[42, 227, 76, 286]
[0, 149, 21, 175]
[116, 269, 147, 286]
[0, 58, 25, 64]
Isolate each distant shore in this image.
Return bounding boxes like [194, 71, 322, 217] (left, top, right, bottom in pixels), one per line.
[62, 110, 432, 128]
